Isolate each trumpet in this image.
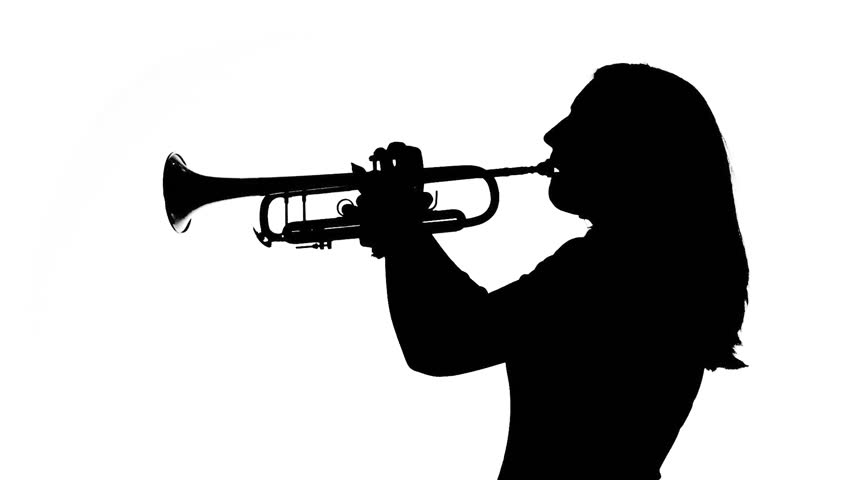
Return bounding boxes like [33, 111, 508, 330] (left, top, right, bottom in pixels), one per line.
[163, 152, 553, 249]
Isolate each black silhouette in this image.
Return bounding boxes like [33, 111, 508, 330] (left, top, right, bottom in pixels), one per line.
[358, 64, 749, 479]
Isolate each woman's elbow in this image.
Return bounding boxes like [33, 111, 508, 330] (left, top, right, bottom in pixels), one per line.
[402, 352, 461, 377]
[400, 346, 497, 377]
[408, 362, 467, 377]
[395, 342, 468, 377]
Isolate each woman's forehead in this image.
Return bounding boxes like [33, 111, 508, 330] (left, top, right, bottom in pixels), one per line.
[571, 80, 598, 111]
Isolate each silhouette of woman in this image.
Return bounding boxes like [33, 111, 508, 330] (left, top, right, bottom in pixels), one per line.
[359, 63, 749, 479]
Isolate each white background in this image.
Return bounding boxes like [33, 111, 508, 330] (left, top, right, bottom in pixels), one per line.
[2, 1, 850, 479]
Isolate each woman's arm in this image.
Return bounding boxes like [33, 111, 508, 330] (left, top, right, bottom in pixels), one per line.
[384, 230, 583, 377]
[362, 142, 550, 376]
[384, 230, 506, 376]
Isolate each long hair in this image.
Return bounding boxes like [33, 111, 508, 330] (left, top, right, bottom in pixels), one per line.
[591, 63, 749, 370]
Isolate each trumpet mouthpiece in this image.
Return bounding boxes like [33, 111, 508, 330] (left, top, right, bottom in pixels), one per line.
[536, 159, 556, 177]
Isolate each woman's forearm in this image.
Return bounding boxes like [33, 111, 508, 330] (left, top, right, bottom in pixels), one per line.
[383, 231, 499, 376]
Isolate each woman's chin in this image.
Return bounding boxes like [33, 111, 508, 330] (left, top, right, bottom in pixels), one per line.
[549, 187, 585, 217]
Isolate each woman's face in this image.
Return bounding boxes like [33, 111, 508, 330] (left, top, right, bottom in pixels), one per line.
[544, 82, 604, 221]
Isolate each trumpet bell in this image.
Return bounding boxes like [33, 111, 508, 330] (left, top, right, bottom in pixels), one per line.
[163, 152, 193, 233]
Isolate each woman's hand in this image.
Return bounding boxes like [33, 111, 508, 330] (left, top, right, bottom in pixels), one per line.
[356, 142, 433, 258]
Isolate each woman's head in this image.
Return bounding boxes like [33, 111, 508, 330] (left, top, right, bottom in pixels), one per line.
[548, 64, 729, 226]
[547, 63, 749, 369]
